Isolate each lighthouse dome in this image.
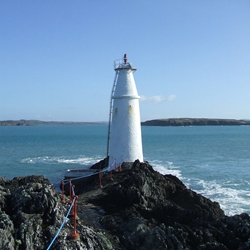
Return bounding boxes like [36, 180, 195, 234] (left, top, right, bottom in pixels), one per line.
[113, 69, 140, 100]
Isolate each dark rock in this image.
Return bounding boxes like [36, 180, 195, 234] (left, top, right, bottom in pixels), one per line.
[0, 175, 112, 250]
[81, 160, 250, 249]
[0, 212, 15, 250]
[1, 161, 250, 249]
[90, 156, 109, 170]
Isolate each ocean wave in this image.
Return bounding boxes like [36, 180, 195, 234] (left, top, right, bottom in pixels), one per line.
[20, 156, 249, 216]
[20, 156, 102, 166]
[148, 160, 250, 216]
[192, 179, 250, 216]
[151, 160, 182, 179]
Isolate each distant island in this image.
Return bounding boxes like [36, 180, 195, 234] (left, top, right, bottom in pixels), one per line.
[0, 120, 106, 126]
[1, 118, 250, 126]
[141, 118, 250, 126]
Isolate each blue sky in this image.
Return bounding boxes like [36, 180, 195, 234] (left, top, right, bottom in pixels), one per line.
[1, 1, 249, 122]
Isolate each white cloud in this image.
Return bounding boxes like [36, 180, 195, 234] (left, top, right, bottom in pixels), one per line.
[167, 94, 176, 101]
[140, 94, 176, 103]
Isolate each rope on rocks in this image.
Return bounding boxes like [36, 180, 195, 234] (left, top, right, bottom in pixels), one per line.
[63, 166, 110, 185]
[63, 161, 121, 190]
[63, 161, 122, 193]
[47, 162, 122, 248]
[46, 192, 76, 250]
[63, 160, 120, 184]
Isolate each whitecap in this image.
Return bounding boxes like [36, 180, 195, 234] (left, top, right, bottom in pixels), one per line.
[190, 179, 250, 216]
[150, 160, 182, 179]
[21, 155, 103, 166]
[21, 158, 36, 164]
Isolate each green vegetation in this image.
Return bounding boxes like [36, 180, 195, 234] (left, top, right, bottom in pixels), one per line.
[0, 120, 105, 126]
[141, 118, 250, 126]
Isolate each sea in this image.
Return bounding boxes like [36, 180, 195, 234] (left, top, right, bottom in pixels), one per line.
[0, 124, 249, 216]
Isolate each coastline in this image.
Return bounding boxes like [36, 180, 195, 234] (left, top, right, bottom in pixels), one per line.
[141, 118, 250, 126]
[0, 119, 107, 126]
[1, 118, 250, 126]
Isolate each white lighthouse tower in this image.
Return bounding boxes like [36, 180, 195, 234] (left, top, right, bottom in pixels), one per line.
[107, 54, 143, 167]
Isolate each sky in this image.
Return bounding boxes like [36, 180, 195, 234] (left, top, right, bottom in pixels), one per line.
[0, 1, 249, 122]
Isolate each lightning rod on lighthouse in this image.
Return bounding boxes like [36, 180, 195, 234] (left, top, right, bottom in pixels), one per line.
[107, 54, 143, 167]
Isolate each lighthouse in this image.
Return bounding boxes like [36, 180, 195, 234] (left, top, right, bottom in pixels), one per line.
[107, 54, 143, 167]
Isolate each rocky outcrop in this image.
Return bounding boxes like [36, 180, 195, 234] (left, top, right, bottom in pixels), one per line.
[0, 120, 105, 126]
[1, 161, 250, 249]
[76, 161, 250, 250]
[141, 118, 250, 126]
[0, 176, 112, 250]
[89, 156, 109, 170]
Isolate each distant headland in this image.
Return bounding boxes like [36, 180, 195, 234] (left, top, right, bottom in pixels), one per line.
[1, 118, 250, 126]
[0, 119, 106, 126]
[141, 118, 250, 126]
